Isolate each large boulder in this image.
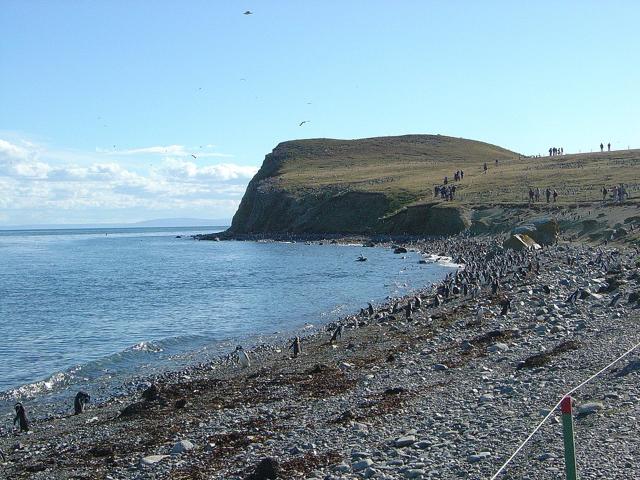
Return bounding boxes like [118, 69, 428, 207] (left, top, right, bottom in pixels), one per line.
[513, 218, 559, 245]
[503, 233, 541, 251]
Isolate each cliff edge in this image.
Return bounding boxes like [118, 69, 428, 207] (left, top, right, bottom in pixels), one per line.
[225, 134, 640, 242]
[227, 134, 516, 236]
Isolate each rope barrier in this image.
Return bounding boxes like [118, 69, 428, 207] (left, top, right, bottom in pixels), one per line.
[489, 337, 640, 479]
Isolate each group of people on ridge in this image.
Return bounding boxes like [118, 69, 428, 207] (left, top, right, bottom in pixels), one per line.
[528, 187, 558, 204]
[435, 169, 464, 201]
[600, 142, 611, 152]
[548, 147, 564, 156]
[602, 184, 628, 203]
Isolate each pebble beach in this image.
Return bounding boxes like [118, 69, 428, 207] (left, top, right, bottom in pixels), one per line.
[1, 235, 639, 480]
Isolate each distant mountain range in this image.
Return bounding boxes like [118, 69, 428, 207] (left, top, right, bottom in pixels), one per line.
[0, 218, 231, 230]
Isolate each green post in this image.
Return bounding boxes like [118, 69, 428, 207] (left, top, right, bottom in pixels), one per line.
[560, 396, 578, 480]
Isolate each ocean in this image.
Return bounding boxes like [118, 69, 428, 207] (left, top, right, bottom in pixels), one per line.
[0, 226, 455, 413]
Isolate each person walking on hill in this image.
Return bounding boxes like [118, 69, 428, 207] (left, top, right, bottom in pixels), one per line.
[483, 162, 488, 174]
[553, 189, 558, 202]
[602, 186, 608, 201]
[549, 147, 552, 156]
[535, 187, 540, 202]
[608, 142, 611, 152]
[619, 184, 627, 202]
[460, 170, 464, 180]
[545, 188, 551, 203]
[600, 142, 604, 152]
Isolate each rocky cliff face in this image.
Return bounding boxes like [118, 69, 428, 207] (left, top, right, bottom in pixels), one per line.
[227, 135, 514, 236]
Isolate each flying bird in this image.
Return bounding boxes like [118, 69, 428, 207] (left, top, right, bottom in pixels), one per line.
[299, 120, 310, 127]
[191, 154, 197, 159]
[243, 10, 252, 15]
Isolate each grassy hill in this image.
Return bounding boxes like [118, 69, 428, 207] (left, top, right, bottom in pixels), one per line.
[226, 134, 640, 241]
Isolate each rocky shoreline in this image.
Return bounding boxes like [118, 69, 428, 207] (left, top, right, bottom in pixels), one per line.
[1, 235, 640, 480]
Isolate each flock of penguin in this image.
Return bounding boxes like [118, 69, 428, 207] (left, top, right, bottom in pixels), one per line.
[3, 237, 538, 440]
[4, 235, 628, 466]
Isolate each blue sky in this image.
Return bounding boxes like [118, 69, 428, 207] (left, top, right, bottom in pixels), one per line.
[1, 1, 638, 225]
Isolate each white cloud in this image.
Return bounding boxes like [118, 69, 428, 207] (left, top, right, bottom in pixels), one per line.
[0, 137, 257, 225]
[0, 139, 31, 160]
[156, 158, 258, 182]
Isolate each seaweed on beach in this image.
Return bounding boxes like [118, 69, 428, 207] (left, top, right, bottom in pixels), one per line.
[518, 340, 582, 369]
[471, 329, 518, 346]
[279, 450, 342, 477]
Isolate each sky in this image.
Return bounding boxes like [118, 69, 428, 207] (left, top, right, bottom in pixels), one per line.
[1, 1, 639, 225]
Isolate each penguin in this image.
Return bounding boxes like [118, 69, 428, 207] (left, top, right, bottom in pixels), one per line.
[141, 384, 159, 402]
[14, 403, 29, 432]
[330, 325, 344, 343]
[414, 296, 422, 309]
[290, 336, 302, 358]
[74, 391, 91, 415]
[500, 297, 511, 316]
[235, 346, 251, 368]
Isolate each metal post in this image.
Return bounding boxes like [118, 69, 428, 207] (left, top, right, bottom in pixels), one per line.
[560, 396, 578, 480]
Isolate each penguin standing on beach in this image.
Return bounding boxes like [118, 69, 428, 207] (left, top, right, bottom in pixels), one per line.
[74, 391, 90, 415]
[14, 402, 29, 432]
[330, 324, 344, 343]
[500, 297, 511, 316]
[404, 301, 412, 319]
[235, 346, 251, 368]
[290, 336, 302, 358]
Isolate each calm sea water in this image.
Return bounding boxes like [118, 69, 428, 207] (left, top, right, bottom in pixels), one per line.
[0, 227, 454, 411]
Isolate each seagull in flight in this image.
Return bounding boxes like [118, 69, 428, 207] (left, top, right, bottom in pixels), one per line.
[243, 10, 252, 15]
[191, 154, 197, 159]
[299, 120, 310, 127]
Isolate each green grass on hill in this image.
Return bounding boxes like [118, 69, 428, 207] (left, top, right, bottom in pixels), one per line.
[273, 135, 640, 209]
[229, 134, 640, 240]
